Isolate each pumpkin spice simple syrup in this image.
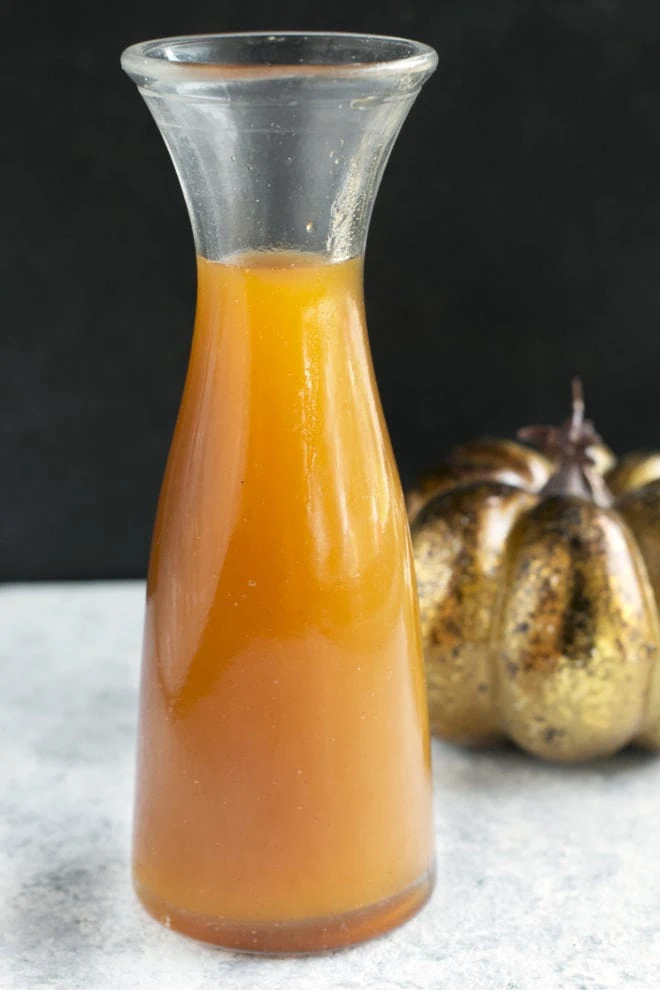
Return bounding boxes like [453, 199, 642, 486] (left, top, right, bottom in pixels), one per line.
[133, 252, 435, 951]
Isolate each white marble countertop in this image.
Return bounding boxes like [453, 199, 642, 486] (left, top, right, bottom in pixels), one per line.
[2, 581, 660, 990]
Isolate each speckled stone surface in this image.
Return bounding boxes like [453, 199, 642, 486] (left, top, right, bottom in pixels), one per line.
[2, 582, 660, 989]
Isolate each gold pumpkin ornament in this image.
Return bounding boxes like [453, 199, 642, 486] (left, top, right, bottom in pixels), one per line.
[410, 381, 660, 761]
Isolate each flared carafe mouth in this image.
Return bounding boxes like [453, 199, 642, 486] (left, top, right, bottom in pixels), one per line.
[121, 31, 438, 93]
[121, 31, 437, 260]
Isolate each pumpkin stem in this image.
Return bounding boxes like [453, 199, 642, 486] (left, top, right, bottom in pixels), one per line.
[518, 379, 613, 507]
[570, 376, 584, 440]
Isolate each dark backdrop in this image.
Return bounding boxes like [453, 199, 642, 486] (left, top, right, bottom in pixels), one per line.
[4, 0, 660, 580]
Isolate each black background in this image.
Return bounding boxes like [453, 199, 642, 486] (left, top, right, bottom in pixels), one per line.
[4, 1, 660, 580]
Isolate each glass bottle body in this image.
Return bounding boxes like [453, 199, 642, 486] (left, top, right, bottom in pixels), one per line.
[122, 33, 437, 953]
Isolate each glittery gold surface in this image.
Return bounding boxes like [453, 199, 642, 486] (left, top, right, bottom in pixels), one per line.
[413, 473, 660, 761]
[495, 498, 658, 761]
[607, 452, 660, 496]
[618, 480, 660, 748]
[589, 443, 617, 476]
[406, 440, 552, 521]
[412, 482, 536, 743]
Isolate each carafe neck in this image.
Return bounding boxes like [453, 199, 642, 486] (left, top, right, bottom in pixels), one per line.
[121, 33, 437, 261]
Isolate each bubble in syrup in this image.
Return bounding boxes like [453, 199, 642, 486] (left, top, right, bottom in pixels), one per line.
[305, 220, 316, 233]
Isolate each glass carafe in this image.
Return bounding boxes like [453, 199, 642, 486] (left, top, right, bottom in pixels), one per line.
[121, 32, 438, 953]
